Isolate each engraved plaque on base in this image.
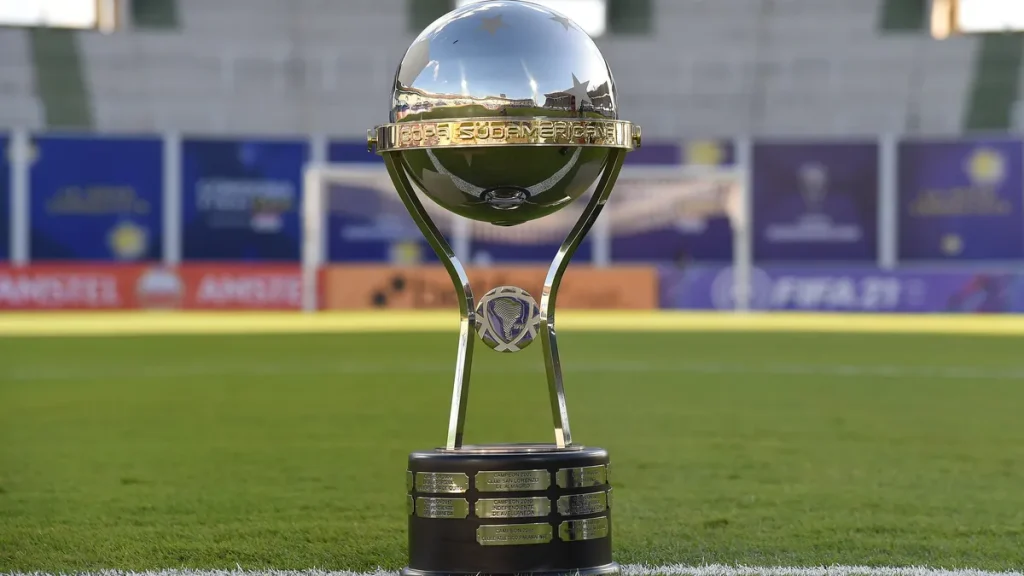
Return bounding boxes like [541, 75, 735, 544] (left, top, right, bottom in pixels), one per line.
[476, 469, 551, 492]
[557, 492, 608, 516]
[476, 496, 551, 519]
[559, 517, 610, 542]
[415, 472, 469, 494]
[415, 497, 470, 519]
[477, 523, 555, 546]
[556, 465, 608, 489]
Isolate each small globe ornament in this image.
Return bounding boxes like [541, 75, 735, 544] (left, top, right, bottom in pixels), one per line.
[388, 0, 623, 226]
[475, 286, 541, 353]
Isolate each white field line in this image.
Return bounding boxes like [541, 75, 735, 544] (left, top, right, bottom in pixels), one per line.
[3, 360, 1024, 383]
[4, 566, 1023, 576]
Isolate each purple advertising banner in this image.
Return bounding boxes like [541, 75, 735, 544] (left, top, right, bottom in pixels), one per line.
[661, 265, 1022, 313]
[898, 139, 1024, 261]
[610, 139, 736, 263]
[325, 141, 440, 263]
[681, 140, 735, 167]
[753, 141, 879, 262]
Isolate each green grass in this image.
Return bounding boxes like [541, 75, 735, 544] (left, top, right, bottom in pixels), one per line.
[1, 330, 1023, 571]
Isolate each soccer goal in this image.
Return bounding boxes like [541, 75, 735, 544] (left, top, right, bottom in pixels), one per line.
[301, 162, 752, 312]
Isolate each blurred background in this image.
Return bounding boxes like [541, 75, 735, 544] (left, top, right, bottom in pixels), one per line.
[1, 0, 1023, 314]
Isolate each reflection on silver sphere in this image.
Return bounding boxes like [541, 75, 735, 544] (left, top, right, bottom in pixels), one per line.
[390, 0, 619, 226]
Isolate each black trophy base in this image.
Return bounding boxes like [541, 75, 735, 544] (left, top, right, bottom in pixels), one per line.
[404, 444, 615, 576]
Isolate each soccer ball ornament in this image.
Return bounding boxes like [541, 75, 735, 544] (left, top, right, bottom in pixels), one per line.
[388, 0, 623, 226]
[475, 286, 541, 353]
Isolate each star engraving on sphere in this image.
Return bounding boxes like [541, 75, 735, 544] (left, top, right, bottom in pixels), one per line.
[460, 150, 478, 166]
[565, 74, 593, 110]
[479, 15, 507, 34]
[550, 14, 573, 31]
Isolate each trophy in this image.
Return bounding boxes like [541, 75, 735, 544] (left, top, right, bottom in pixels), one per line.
[367, 1, 640, 574]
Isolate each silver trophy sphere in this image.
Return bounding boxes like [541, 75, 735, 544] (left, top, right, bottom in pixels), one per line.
[370, 3, 639, 573]
[379, 0, 637, 226]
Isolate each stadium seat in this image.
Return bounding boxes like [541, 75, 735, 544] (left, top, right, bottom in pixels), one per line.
[0, 29, 45, 129]
[59, 0, 993, 137]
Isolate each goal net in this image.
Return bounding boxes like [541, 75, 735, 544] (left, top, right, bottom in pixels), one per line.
[302, 162, 751, 312]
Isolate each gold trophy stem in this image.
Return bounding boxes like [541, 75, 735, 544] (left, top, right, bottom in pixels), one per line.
[540, 149, 627, 449]
[383, 153, 475, 451]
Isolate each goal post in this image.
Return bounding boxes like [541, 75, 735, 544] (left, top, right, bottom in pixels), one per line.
[301, 162, 751, 312]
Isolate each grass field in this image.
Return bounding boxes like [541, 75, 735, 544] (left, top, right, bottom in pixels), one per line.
[1, 313, 1023, 573]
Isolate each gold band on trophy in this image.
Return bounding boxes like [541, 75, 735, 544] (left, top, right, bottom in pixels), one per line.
[371, 119, 640, 152]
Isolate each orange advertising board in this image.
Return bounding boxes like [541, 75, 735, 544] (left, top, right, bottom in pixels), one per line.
[321, 264, 658, 310]
[0, 265, 303, 310]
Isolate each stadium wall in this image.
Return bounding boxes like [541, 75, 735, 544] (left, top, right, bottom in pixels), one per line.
[2, 131, 1023, 313]
[2, 264, 1022, 313]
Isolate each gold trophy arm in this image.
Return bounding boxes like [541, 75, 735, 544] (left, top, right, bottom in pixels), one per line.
[540, 148, 628, 449]
[382, 152, 475, 451]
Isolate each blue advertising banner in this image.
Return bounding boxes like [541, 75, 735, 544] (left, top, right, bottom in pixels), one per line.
[182, 138, 306, 261]
[611, 139, 736, 263]
[325, 141, 440, 264]
[898, 139, 1024, 261]
[328, 141, 380, 164]
[661, 265, 1022, 313]
[0, 133, 9, 261]
[753, 141, 878, 262]
[29, 135, 162, 261]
